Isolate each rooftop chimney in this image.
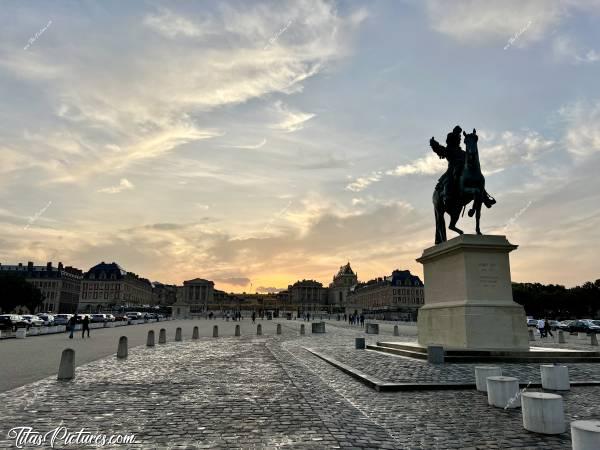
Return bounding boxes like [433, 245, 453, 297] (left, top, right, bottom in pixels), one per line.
[58, 262, 63, 270]
[46, 262, 52, 270]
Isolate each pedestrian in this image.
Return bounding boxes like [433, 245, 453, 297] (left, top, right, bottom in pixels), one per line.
[252, 311, 256, 323]
[307, 312, 311, 322]
[360, 314, 365, 327]
[544, 318, 554, 338]
[68, 315, 76, 339]
[537, 318, 546, 338]
[82, 315, 90, 338]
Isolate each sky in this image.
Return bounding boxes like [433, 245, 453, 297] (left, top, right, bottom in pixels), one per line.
[1, 0, 599, 292]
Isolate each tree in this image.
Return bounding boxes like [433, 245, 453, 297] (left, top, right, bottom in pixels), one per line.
[0, 275, 44, 313]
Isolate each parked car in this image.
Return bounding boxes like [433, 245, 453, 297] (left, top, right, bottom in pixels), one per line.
[21, 315, 44, 327]
[0, 314, 29, 331]
[113, 314, 129, 322]
[568, 320, 600, 333]
[126, 312, 143, 322]
[76, 314, 91, 322]
[90, 314, 108, 323]
[36, 313, 55, 326]
[557, 320, 574, 331]
[105, 314, 116, 322]
[53, 314, 73, 325]
[527, 318, 538, 327]
[547, 320, 561, 330]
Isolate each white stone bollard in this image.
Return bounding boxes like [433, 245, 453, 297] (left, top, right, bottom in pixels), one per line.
[192, 326, 199, 340]
[158, 328, 166, 344]
[175, 327, 183, 341]
[117, 336, 128, 359]
[235, 324, 240, 336]
[591, 334, 598, 346]
[16, 328, 27, 338]
[475, 366, 502, 392]
[300, 324, 305, 335]
[257, 324, 262, 336]
[541, 365, 570, 391]
[277, 324, 282, 335]
[213, 325, 218, 338]
[39, 326, 48, 335]
[146, 330, 155, 347]
[28, 327, 39, 336]
[393, 325, 399, 336]
[522, 392, 566, 434]
[486, 376, 520, 408]
[558, 331, 566, 343]
[571, 420, 600, 450]
[528, 329, 535, 341]
[57, 348, 75, 381]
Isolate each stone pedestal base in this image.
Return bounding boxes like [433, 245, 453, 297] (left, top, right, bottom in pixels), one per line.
[417, 235, 529, 351]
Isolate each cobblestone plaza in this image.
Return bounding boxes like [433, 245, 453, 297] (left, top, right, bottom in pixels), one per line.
[1, 319, 598, 449]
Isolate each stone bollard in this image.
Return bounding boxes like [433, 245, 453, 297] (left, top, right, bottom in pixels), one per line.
[591, 333, 598, 346]
[257, 324, 262, 336]
[213, 325, 218, 338]
[541, 364, 570, 391]
[16, 328, 26, 339]
[175, 327, 183, 342]
[158, 328, 166, 344]
[57, 348, 75, 381]
[366, 323, 379, 334]
[235, 324, 240, 336]
[117, 336, 128, 359]
[355, 337, 366, 349]
[393, 325, 399, 336]
[311, 322, 326, 333]
[559, 330, 566, 344]
[522, 392, 566, 434]
[277, 324, 282, 335]
[486, 376, 520, 408]
[475, 366, 502, 392]
[528, 329, 535, 341]
[427, 345, 444, 364]
[571, 420, 600, 450]
[300, 324, 305, 335]
[192, 326, 199, 340]
[146, 330, 155, 347]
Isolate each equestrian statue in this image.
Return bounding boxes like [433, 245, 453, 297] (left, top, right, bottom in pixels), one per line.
[429, 126, 496, 244]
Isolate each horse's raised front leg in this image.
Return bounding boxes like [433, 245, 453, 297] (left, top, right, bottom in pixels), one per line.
[448, 206, 463, 236]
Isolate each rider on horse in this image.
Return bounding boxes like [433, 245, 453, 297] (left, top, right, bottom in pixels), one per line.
[430, 125, 496, 209]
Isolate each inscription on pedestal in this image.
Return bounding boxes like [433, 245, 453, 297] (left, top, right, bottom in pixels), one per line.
[478, 262, 499, 288]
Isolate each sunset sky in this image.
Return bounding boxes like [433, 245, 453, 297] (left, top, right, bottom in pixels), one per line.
[1, 0, 599, 292]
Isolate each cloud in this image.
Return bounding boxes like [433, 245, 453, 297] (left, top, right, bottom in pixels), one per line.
[271, 101, 316, 132]
[97, 178, 135, 194]
[345, 171, 383, 192]
[143, 8, 211, 38]
[225, 138, 267, 149]
[424, 0, 564, 44]
[553, 35, 600, 64]
[386, 154, 446, 177]
[560, 101, 600, 157]
[215, 277, 251, 286]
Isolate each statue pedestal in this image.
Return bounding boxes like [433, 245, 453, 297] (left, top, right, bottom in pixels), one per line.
[417, 234, 529, 351]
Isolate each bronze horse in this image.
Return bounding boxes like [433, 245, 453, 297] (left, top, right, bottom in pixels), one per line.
[432, 128, 487, 244]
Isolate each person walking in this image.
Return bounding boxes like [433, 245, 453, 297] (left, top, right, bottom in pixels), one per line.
[68, 315, 76, 339]
[82, 315, 90, 338]
[537, 318, 546, 338]
[360, 314, 365, 327]
[544, 318, 554, 338]
[252, 311, 256, 324]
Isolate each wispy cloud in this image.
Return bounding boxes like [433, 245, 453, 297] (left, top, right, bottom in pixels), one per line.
[271, 101, 316, 132]
[98, 178, 135, 194]
[345, 171, 383, 192]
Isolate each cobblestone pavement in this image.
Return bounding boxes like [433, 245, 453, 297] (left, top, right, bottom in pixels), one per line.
[0, 320, 598, 449]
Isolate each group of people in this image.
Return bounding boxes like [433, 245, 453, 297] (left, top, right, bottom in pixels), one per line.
[67, 315, 90, 339]
[537, 318, 554, 338]
[347, 313, 365, 327]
